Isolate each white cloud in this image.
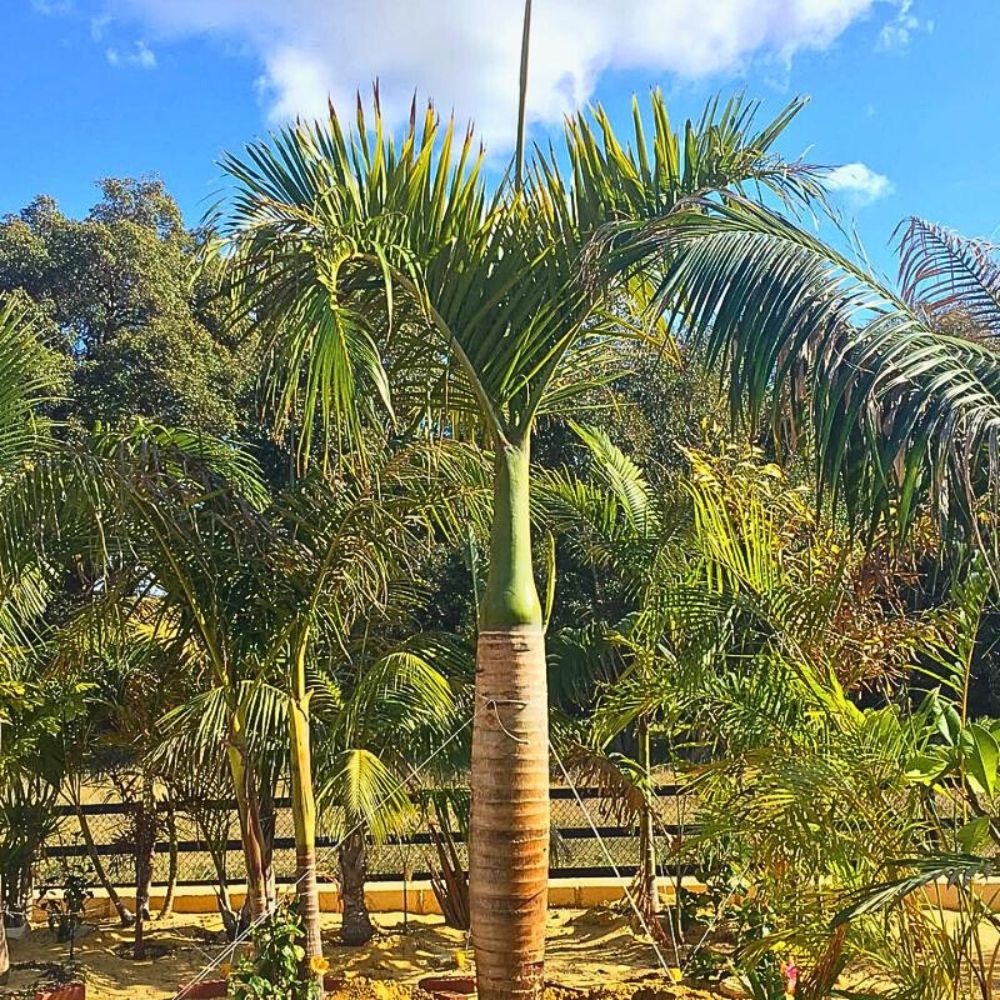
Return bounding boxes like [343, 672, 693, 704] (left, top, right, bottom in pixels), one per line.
[826, 162, 894, 205]
[110, 0, 887, 147]
[878, 0, 933, 50]
[106, 40, 157, 69]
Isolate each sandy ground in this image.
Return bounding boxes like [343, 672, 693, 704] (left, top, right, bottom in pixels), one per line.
[4, 909, 723, 1000]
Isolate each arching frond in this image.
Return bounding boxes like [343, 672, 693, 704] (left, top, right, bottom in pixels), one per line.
[597, 196, 1000, 541]
[561, 90, 821, 234]
[321, 747, 416, 842]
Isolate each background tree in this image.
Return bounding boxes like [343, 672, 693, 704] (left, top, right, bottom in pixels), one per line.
[0, 178, 254, 436]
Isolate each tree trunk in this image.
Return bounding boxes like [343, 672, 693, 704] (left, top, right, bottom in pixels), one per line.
[158, 804, 178, 919]
[289, 632, 325, 995]
[0, 875, 9, 985]
[226, 710, 270, 920]
[470, 442, 549, 1000]
[259, 784, 277, 911]
[133, 777, 157, 960]
[74, 800, 134, 927]
[338, 828, 373, 946]
[637, 715, 659, 916]
[209, 852, 239, 941]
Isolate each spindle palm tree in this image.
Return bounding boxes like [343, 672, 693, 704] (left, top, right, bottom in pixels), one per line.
[220, 90, 818, 999]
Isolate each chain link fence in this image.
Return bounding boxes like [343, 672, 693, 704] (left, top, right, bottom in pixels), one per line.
[37, 784, 694, 888]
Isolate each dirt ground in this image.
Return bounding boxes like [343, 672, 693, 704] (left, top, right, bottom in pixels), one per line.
[3, 908, 726, 1000]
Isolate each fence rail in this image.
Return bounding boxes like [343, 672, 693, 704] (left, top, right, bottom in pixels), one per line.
[38, 785, 694, 887]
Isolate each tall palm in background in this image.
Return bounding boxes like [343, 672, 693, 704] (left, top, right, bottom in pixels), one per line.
[219, 90, 818, 998]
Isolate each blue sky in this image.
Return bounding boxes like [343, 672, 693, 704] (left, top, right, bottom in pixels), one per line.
[2, 0, 995, 279]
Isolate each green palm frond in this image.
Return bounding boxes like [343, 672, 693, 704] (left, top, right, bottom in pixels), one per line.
[833, 854, 996, 926]
[567, 421, 657, 537]
[222, 95, 592, 453]
[323, 746, 416, 842]
[345, 649, 454, 741]
[561, 90, 821, 235]
[597, 195, 1000, 540]
[0, 295, 61, 481]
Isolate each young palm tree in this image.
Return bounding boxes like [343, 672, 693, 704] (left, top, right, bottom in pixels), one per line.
[265, 439, 483, 976]
[0, 296, 64, 982]
[221, 91, 818, 999]
[539, 423, 687, 915]
[0, 414, 276, 929]
[312, 622, 465, 945]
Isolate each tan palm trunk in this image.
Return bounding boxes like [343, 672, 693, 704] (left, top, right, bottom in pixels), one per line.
[470, 625, 549, 1000]
[226, 714, 270, 919]
[637, 715, 659, 916]
[74, 799, 134, 926]
[0, 877, 8, 985]
[338, 828, 374, 945]
[289, 646, 325, 995]
[470, 441, 550, 1000]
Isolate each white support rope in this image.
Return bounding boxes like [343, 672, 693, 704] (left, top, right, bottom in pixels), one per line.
[173, 707, 479, 999]
[548, 739, 672, 975]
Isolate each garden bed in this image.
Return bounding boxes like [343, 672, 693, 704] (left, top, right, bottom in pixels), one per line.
[5, 909, 726, 1000]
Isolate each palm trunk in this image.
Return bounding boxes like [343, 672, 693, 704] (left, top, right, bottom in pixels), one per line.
[470, 442, 549, 1000]
[133, 777, 157, 960]
[637, 715, 659, 916]
[203, 834, 239, 940]
[159, 804, 178, 919]
[338, 828, 373, 945]
[226, 711, 270, 920]
[0, 876, 9, 985]
[289, 634, 324, 995]
[74, 799, 134, 927]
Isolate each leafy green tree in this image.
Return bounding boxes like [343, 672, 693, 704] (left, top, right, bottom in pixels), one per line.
[0, 178, 253, 435]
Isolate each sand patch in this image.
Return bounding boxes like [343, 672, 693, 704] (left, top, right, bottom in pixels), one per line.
[5, 909, 723, 1000]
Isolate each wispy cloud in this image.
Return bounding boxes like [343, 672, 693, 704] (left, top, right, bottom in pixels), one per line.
[878, 0, 934, 51]
[111, 0, 890, 147]
[106, 40, 158, 70]
[90, 14, 112, 42]
[826, 162, 894, 206]
[31, 0, 73, 13]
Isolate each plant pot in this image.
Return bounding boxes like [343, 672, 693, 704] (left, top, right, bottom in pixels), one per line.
[417, 976, 476, 1000]
[176, 981, 227, 999]
[34, 984, 85, 1000]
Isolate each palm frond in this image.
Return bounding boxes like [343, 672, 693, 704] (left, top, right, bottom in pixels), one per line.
[596, 196, 1000, 540]
[0, 295, 61, 480]
[898, 217, 1000, 335]
[322, 746, 416, 842]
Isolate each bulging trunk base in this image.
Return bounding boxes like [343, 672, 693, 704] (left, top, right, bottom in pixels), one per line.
[470, 625, 549, 1000]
